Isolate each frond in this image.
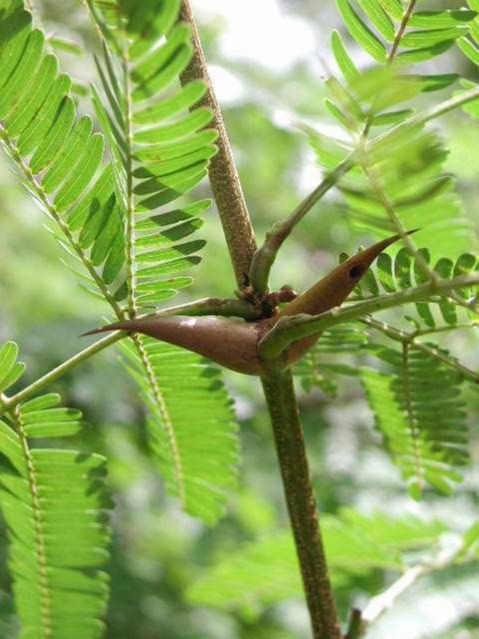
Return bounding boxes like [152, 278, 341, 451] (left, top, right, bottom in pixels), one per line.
[0, 343, 111, 639]
[120, 337, 239, 525]
[305, 119, 474, 258]
[0, 5, 126, 307]
[90, 0, 217, 314]
[0, 2, 239, 526]
[302, 1, 478, 256]
[337, 1, 474, 65]
[86, 0, 237, 525]
[361, 342, 469, 498]
[187, 509, 447, 612]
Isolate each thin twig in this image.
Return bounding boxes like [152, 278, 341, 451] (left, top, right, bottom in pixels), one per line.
[369, 86, 479, 153]
[0, 332, 123, 416]
[249, 156, 355, 293]
[363, 317, 479, 384]
[351, 540, 470, 638]
[149, 296, 262, 321]
[179, 1, 257, 287]
[388, 0, 418, 61]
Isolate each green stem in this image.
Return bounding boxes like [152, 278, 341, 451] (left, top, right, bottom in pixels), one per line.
[259, 273, 479, 360]
[363, 317, 479, 384]
[261, 366, 342, 639]
[147, 296, 262, 321]
[369, 86, 479, 153]
[0, 332, 123, 416]
[249, 156, 355, 294]
[120, 37, 137, 319]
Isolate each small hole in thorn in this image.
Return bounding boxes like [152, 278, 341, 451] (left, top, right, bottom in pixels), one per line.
[349, 265, 364, 278]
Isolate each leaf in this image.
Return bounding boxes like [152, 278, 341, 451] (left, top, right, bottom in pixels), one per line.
[0, 6, 125, 304]
[120, 338, 239, 525]
[0, 374, 111, 639]
[309, 116, 475, 258]
[457, 35, 479, 66]
[361, 343, 469, 498]
[331, 30, 361, 84]
[401, 27, 469, 49]
[336, 0, 388, 63]
[357, 0, 395, 43]
[409, 11, 477, 29]
[187, 510, 447, 612]
[0, 342, 20, 391]
[397, 40, 455, 64]
[91, 1, 218, 316]
[49, 37, 84, 56]
[376, 0, 403, 21]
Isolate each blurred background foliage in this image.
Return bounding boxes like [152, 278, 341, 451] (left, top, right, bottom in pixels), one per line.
[1, 0, 479, 637]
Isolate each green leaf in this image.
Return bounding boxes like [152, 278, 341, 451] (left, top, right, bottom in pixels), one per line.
[434, 258, 457, 325]
[133, 108, 214, 144]
[409, 11, 477, 29]
[0, 4, 123, 324]
[376, 0, 403, 21]
[42, 116, 94, 194]
[0, 342, 20, 391]
[54, 133, 105, 212]
[29, 97, 76, 173]
[5, 53, 58, 137]
[0, 29, 45, 118]
[17, 73, 72, 156]
[397, 40, 454, 63]
[357, 0, 395, 42]
[401, 27, 469, 49]
[121, 338, 240, 525]
[1, 441, 111, 638]
[49, 36, 84, 55]
[311, 113, 475, 258]
[0, 370, 111, 639]
[187, 510, 447, 611]
[22, 405, 83, 438]
[0, 10, 33, 87]
[371, 108, 414, 126]
[337, 0, 388, 63]
[414, 73, 459, 92]
[133, 80, 208, 125]
[457, 35, 479, 66]
[294, 324, 368, 394]
[0, 340, 25, 393]
[361, 344, 469, 498]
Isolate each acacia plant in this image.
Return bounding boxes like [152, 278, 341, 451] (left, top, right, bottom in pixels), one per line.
[1, 0, 479, 637]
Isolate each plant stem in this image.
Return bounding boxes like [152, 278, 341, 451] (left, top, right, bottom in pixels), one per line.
[249, 156, 355, 293]
[0, 332, 123, 415]
[179, 0, 257, 288]
[388, 0, 417, 61]
[363, 317, 479, 384]
[259, 273, 479, 360]
[261, 366, 342, 639]
[369, 86, 479, 152]
[120, 35, 138, 320]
